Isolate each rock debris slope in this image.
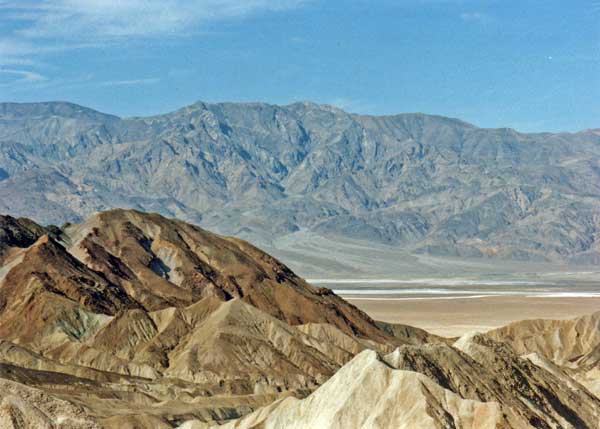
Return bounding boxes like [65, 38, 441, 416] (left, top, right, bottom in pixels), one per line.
[1, 101, 600, 264]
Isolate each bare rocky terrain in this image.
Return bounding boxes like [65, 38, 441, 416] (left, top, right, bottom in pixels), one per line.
[0, 210, 600, 428]
[1, 101, 600, 268]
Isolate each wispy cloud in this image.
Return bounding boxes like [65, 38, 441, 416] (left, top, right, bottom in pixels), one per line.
[0, 68, 47, 82]
[0, 0, 309, 86]
[99, 78, 160, 87]
[2, 1, 309, 42]
[328, 97, 376, 114]
[460, 12, 486, 22]
[0, 57, 40, 66]
[0, 37, 100, 67]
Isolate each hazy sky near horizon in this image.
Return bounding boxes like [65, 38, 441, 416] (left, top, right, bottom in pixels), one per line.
[0, 0, 598, 132]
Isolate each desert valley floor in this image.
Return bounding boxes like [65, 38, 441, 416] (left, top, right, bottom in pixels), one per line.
[348, 295, 600, 337]
[308, 276, 600, 336]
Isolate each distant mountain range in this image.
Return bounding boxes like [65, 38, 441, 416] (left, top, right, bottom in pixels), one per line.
[1, 100, 599, 266]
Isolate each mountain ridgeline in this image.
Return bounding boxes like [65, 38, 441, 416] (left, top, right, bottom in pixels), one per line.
[1, 101, 599, 264]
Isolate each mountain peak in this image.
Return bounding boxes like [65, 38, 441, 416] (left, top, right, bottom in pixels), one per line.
[0, 101, 119, 121]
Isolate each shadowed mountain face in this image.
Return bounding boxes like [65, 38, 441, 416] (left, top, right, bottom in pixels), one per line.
[1, 101, 599, 265]
[1, 210, 600, 428]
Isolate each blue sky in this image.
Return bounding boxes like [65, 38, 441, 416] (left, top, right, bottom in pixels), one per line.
[0, 0, 598, 132]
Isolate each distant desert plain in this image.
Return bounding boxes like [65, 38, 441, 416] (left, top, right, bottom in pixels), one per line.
[308, 277, 600, 337]
[347, 295, 600, 337]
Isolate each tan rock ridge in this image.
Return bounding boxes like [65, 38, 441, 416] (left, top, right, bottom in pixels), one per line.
[485, 311, 600, 367]
[202, 350, 508, 429]
[189, 335, 600, 429]
[485, 311, 600, 398]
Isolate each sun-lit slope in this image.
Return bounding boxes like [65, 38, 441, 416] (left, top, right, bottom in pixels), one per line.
[0, 356, 283, 428]
[206, 350, 507, 429]
[453, 334, 600, 427]
[384, 334, 600, 428]
[62, 209, 390, 342]
[485, 311, 600, 366]
[0, 377, 101, 429]
[0, 339, 148, 384]
[484, 312, 600, 397]
[48, 297, 366, 392]
[190, 334, 600, 429]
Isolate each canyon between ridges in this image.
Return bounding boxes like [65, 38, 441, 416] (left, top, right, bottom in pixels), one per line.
[0, 209, 600, 429]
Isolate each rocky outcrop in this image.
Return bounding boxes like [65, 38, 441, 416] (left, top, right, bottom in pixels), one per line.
[206, 350, 508, 429]
[0, 378, 101, 429]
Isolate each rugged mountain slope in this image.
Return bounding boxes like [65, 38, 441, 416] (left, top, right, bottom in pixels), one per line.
[208, 350, 508, 429]
[61, 209, 389, 341]
[0, 209, 407, 426]
[0, 377, 101, 429]
[183, 334, 600, 429]
[485, 312, 600, 397]
[0, 209, 389, 342]
[1, 101, 600, 264]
